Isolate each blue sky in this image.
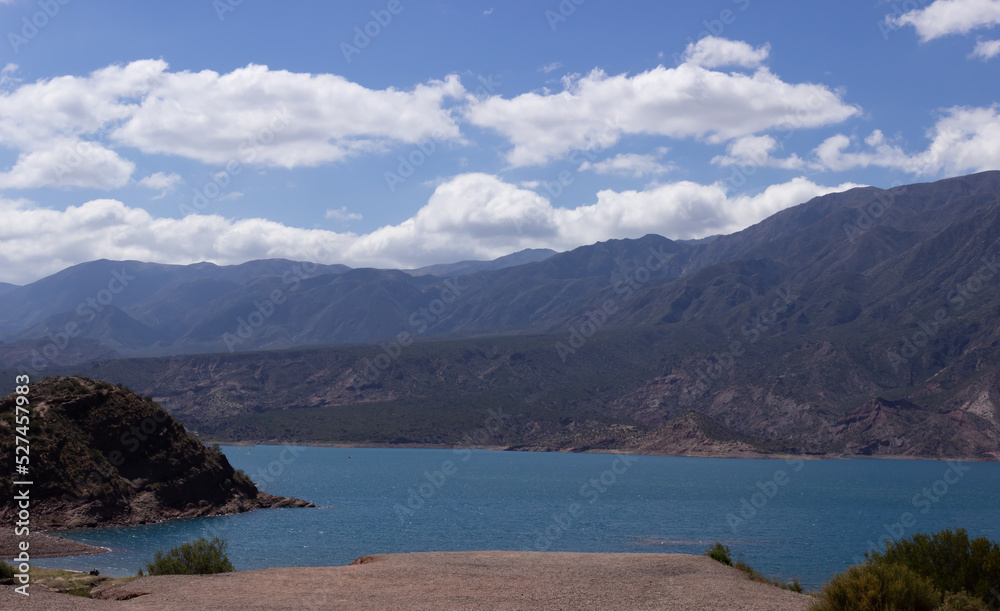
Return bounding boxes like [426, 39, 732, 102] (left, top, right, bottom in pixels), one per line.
[1, 0, 999, 284]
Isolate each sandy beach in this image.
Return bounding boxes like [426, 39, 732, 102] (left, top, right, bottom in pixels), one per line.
[1, 550, 814, 610]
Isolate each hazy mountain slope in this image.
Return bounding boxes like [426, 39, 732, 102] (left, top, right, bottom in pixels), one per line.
[1, 172, 999, 460]
[406, 248, 557, 277]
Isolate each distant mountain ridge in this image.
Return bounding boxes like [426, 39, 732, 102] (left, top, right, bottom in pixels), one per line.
[3, 171, 999, 459]
[405, 248, 558, 277]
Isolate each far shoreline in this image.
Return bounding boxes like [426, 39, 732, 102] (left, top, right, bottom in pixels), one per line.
[201, 438, 999, 462]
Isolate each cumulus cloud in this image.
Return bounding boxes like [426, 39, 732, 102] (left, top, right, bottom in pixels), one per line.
[0, 60, 467, 189]
[325, 206, 363, 221]
[138, 171, 182, 199]
[971, 38, 1000, 58]
[710, 135, 804, 169]
[578, 151, 674, 177]
[811, 106, 1000, 175]
[681, 37, 771, 69]
[0, 140, 135, 189]
[465, 40, 859, 167]
[889, 0, 1000, 41]
[0, 174, 860, 284]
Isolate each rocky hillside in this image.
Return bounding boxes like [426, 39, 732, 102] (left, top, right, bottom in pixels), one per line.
[0, 376, 312, 529]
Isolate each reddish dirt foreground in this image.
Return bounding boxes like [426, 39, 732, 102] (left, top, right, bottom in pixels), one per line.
[2, 551, 814, 610]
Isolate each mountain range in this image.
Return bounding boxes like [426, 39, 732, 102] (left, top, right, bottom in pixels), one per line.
[2, 171, 999, 459]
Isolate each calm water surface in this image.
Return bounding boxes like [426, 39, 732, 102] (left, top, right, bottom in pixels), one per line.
[43, 446, 1000, 589]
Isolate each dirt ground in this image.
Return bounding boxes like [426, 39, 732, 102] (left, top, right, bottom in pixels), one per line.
[2, 550, 814, 610]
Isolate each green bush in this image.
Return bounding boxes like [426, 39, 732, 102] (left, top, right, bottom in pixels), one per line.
[0, 561, 15, 583]
[705, 542, 733, 566]
[144, 537, 234, 576]
[810, 561, 940, 611]
[938, 591, 989, 611]
[867, 528, 1000, 605]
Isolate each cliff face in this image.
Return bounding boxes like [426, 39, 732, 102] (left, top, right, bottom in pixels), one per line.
[0, 376, 311, 529]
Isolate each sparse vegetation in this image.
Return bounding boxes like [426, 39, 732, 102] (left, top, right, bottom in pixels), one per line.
[938, 591, 990, 611]
[811, 529, 1000, 610]
[0, 561, 15, 583]
[866, 528, 1000, 605]
[810, 561, 940, 611]
[145, 536, 234, 575]
[705, 542, 732, 565]
[704, 542, 803, 593]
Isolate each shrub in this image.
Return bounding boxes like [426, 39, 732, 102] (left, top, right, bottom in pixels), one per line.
[810, 561, 940, 611]
[0, 561, 15, 583]
[867, 528, 1000, 605]
[144, 537, 234, 575]
[938, 591, 990, 611]
[705, 542, 733, 566]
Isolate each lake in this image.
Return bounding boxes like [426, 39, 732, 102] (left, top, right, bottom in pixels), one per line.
[42, 446, 1000, 589]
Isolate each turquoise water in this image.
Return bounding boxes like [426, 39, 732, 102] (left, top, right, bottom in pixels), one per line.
[42, 446, 1000, 589]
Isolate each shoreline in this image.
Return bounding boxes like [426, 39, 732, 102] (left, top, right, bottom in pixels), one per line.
[0, 530, 109, 560]
[201, 438, 999, 462]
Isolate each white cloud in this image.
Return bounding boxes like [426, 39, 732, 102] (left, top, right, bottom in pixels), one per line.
[465, 41, 859, 167]
[325, 206, 363, 221]
[0, 174, 860, 284]
[0, 139, 135, 189]
[138, 171, 182, 199]
[0, 63, 19, 88]
[0, 60, 467, 189]
[971, 38, 1000, 58]
[681, 37, 771, 69]
[540, 62, 563, 74]
[578, 152, 674, 177]
[710, 135, 805, 170]
[811, 106, 1000, 175]
[112, 64, 466, 168]
[890, 0, 1000, 41]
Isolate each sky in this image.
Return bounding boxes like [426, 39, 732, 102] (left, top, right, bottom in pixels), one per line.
[0, 0, 999, 284]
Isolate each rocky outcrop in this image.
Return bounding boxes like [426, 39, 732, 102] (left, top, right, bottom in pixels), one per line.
[0, 377, 312, 530]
